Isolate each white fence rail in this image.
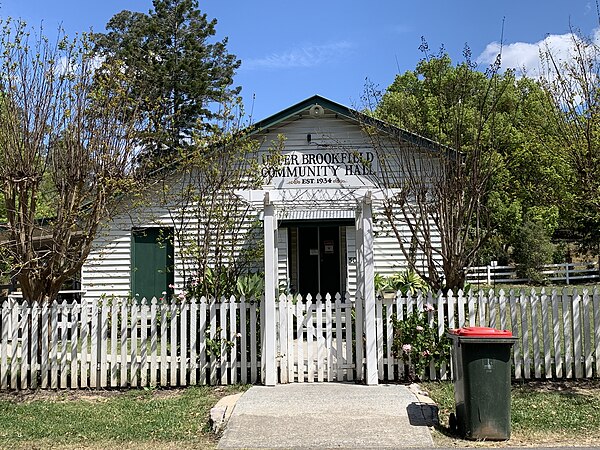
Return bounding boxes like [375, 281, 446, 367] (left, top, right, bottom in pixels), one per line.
[465, 262, 600, 285]
[1, 287, 600, 390]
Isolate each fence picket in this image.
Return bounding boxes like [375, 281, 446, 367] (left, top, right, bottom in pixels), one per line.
[306, 295, 314, 383]
[79, 302, 87, 388]
[326, 294, 333, 382]
[130, 302, 139, 387]
[468, 292, 476, 327]
[295, 297, 304, 383]
[140, 299, 149, 387]
[376, 294, 383, 378]
[209, 299, 217, 385]
[170, 301, 178, 386]
[316, 295, 324, 383]
[249, 300, 258, 384]
[277, 295, 287, 384]
[552, 289, 563, 378]
[540, 289, 552, 379]
[30, 302, 39, 389]
[229, 296, 237, 384]
[199, 297, 207, 385]
[499, 290, 507, 331]
[110, 300, 118, 387]
[563, 289, 574, 378]
[71, 303, 80, 389]
[220, 297, 228, 385]
[509, 291, 522, 379]
[573, 290, 583, 379]
[121, 300, 129, 387]
[385, 298, 394, 381]
[455, 290, 464, 328]
[531, 291, 541, 379]
[50, 301, 59, 389]
[583, 290, 593, 378]
[189, 298, 197, 386]
[100, 299, 108, 388]
[239, 297, 247, 384]
[20, 303, 29, 389]
[334, 296, 343, 381]
[59, 301, 69, 389]
[179, 299, 188, 386]
[344, 295, 354, 381]
[396, 294, 405, 380]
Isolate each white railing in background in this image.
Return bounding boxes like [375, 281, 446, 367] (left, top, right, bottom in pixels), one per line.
[465, 262, 600, 285]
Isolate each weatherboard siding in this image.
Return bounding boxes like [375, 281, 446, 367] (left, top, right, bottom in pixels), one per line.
[82, 101, 440, 303]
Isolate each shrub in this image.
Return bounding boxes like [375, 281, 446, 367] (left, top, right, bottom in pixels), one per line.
[391, 303, 450, 381]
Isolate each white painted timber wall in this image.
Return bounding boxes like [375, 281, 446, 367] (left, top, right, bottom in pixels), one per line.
[82, 105, 440, 302]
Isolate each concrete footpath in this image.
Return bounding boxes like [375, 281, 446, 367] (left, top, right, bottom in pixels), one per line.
[216, 383, 437, 449]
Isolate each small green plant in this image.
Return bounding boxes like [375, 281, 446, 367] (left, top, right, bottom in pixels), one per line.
[391, 303, 450, 382]
[235, 272, 264, 299]
[375, 270, 430, 296]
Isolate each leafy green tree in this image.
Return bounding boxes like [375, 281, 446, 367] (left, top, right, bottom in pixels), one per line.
[92, 0, 240, 164]
[373, 46, 571, 285]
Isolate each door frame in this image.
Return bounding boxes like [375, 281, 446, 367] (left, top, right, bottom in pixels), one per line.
[283, 219, 353, 296]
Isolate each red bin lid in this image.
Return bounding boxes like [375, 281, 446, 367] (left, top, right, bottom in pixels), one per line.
[449, 326, 513, 337]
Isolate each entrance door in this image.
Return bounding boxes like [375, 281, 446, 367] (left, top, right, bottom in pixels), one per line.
[295, 226, 341, 297]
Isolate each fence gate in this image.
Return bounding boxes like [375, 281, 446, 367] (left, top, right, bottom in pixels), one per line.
[276, 293, 358, 383]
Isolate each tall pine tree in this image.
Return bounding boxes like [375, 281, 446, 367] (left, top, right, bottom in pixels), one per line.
[93, 0, 240, 164]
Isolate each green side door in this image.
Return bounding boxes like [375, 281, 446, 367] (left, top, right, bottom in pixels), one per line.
[131, 228, 174, 301]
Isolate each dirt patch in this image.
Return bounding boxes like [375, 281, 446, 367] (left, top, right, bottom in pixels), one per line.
[514, 379, 600, 397]
[0, 387, 189, 403]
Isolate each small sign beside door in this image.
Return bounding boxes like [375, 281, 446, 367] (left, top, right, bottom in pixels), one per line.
[324, 240, 334, 254]
[310, 248, 319, 256]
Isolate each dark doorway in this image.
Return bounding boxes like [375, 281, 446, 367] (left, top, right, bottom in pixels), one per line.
[295, 225, 342, 297]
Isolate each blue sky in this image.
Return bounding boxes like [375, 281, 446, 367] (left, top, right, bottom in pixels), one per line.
[0, 1, 598, 121]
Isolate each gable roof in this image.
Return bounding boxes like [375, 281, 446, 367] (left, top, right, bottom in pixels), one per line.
[247, 94, 447, 154]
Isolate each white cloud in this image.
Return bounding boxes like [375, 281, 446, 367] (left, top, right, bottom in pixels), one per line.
[242, 41, 354, 70]
[477, 29, 600, 78]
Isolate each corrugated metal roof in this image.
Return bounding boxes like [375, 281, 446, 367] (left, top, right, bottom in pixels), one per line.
[279, 209, 356, 221]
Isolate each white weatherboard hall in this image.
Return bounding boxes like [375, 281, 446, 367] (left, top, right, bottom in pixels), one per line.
[81, 95, 441, 385]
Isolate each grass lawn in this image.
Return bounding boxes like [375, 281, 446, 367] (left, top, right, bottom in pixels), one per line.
[0, 385, 248, 449]
[422, 380, 600, 447]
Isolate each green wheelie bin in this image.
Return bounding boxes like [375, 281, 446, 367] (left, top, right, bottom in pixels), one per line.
[447, 326, 517, 440]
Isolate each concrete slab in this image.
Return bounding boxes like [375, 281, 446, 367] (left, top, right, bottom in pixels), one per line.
[217, 383, 435, 449]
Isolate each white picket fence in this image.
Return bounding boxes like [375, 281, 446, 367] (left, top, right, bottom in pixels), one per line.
[2, 287, 600, 390]
[0, 296, 263, 390]
[378, 288, 600, 381]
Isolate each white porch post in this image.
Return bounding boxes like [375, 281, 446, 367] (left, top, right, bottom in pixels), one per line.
[263, 197, 277, 386]
[362, 195, 378, 385]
